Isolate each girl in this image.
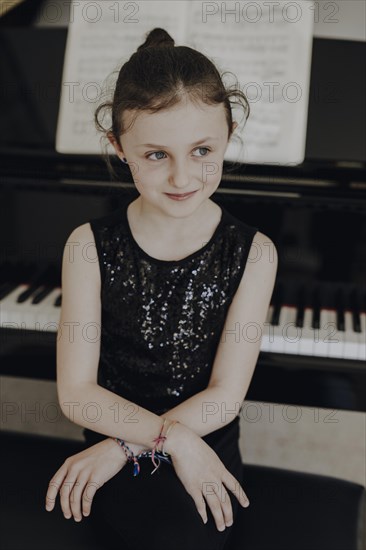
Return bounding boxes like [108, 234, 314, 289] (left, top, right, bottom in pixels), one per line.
[45, 27, 277, 550]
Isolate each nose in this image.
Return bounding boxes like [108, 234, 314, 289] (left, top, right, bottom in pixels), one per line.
[168, 159, 192, 190]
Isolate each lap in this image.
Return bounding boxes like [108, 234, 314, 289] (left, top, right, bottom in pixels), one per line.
[85, 419, 243, 550]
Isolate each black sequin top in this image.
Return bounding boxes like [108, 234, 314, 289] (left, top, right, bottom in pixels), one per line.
[83, 196, 258, 445]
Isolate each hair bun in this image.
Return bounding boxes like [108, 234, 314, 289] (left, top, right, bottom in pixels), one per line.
[137, 27, 175, 51]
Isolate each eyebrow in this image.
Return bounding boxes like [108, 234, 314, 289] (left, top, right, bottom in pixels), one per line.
[138, 137, 219, 148]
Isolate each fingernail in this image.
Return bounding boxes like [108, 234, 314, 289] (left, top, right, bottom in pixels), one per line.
[226, 520, 233, 527]
[218, 525, 226, 532]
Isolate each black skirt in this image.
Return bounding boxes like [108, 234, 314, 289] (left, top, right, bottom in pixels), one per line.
[83, 417, 243, 550]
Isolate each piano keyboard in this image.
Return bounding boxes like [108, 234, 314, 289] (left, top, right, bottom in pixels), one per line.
[262, 305, 366, 361]
[1, 284, 62, 333]
[1, 280, 365, 362]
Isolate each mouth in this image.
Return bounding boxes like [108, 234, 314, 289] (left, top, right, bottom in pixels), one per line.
[165, 190, 198, 200]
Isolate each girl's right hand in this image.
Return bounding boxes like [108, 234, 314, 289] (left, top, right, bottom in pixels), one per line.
[165, 424, 250, 532]
[45, 437, 128, 521]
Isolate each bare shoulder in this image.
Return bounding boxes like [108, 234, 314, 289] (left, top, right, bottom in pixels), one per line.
[252, 230, 278, 264]
[238, 230, 278, 290]
[66, 221, 95, 245]
[62, 222, 100, 290]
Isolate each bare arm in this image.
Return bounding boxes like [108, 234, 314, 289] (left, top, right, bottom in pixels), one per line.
[59, 382, 230, 452]
[102, 384, 237, 457]
[57, 223, 191, 456]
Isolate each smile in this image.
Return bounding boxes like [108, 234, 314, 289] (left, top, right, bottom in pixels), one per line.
[165, 191, 198, 200]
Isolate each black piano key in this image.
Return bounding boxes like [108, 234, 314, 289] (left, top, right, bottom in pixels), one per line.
[270, 281, 283, 326]
[311, 286, 320, 329]
[16, 264, 54, 302]
[0, 282, 18, 300]
[16, 285, 40, 303]
[31, 285, 54, 304]
[335, 288, 345, 332]
[295, 284, 306, 328]
[349, 288, 361, 333]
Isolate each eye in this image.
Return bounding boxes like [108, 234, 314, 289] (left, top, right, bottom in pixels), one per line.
[193, 147, 211, 157]
[146, 147, 211, 161]
[147, 151, 166, 161]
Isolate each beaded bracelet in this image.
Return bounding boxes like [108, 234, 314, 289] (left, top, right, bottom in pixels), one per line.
[114, 438, 142, 476]
[114, 418, 179, 477]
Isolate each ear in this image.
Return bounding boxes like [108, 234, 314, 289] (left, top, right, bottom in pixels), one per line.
[107, 132, 125, 160]
[232, 121, 238, 132]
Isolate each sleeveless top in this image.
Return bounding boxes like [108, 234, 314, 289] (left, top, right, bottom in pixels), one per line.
[83, 196, 258, 445]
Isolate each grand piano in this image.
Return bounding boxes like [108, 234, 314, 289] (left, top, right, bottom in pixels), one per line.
[1, 3, 365, 413]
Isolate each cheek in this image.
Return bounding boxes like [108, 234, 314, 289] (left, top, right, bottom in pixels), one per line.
[200, 158, 223, 184]
[132, 174, 164, 196]
[130, 161, 158, 186]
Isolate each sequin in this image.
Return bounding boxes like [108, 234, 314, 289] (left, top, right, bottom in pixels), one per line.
[88, 196, 258, 416]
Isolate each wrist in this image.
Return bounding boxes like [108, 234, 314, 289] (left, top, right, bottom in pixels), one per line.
[109, 438, 148, 460]
[162, 421, 192, 458]
[109, 437, 129, 465]
[127, 441, 151, 456]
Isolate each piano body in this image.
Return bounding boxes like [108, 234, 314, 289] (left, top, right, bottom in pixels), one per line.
[1, 9, 365, 413]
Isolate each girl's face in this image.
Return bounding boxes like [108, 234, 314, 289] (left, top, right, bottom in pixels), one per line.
[109, 98, 236, 215]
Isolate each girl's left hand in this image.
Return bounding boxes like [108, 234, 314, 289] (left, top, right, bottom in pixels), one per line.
[45, 437, 128, 522]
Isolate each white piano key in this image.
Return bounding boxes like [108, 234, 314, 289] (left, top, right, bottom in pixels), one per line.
[0, 284, 33, 328]
[297, 308, 315, 356]
[282, 306, 301, 355]
[342, 311, 361, 360]
[35, 288, 61, 331]
[268, 306, 288, 354]
[327, 309, 344, 359]
[313, 309, 337, 357]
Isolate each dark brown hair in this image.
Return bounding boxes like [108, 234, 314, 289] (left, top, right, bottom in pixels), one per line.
[94, 27, 250, 180]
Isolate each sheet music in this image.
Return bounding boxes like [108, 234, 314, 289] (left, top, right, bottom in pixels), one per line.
[56, 1, 314, 165]
[185, 1, 314, 165]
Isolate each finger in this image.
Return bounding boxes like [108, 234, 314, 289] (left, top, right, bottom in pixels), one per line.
[202, 481, 226, 532]
[69, 473, 90, 522]
[190, 489, 208, 525]
[45, 467, 68, 511]
[216, 484, 234, 527]
[223, 471, 250, 508]
[82, 480, 100, 517]
[59, 477, 78, 519]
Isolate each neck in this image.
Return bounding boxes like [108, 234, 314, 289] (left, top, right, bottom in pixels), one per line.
[132, 196, 214, 241]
